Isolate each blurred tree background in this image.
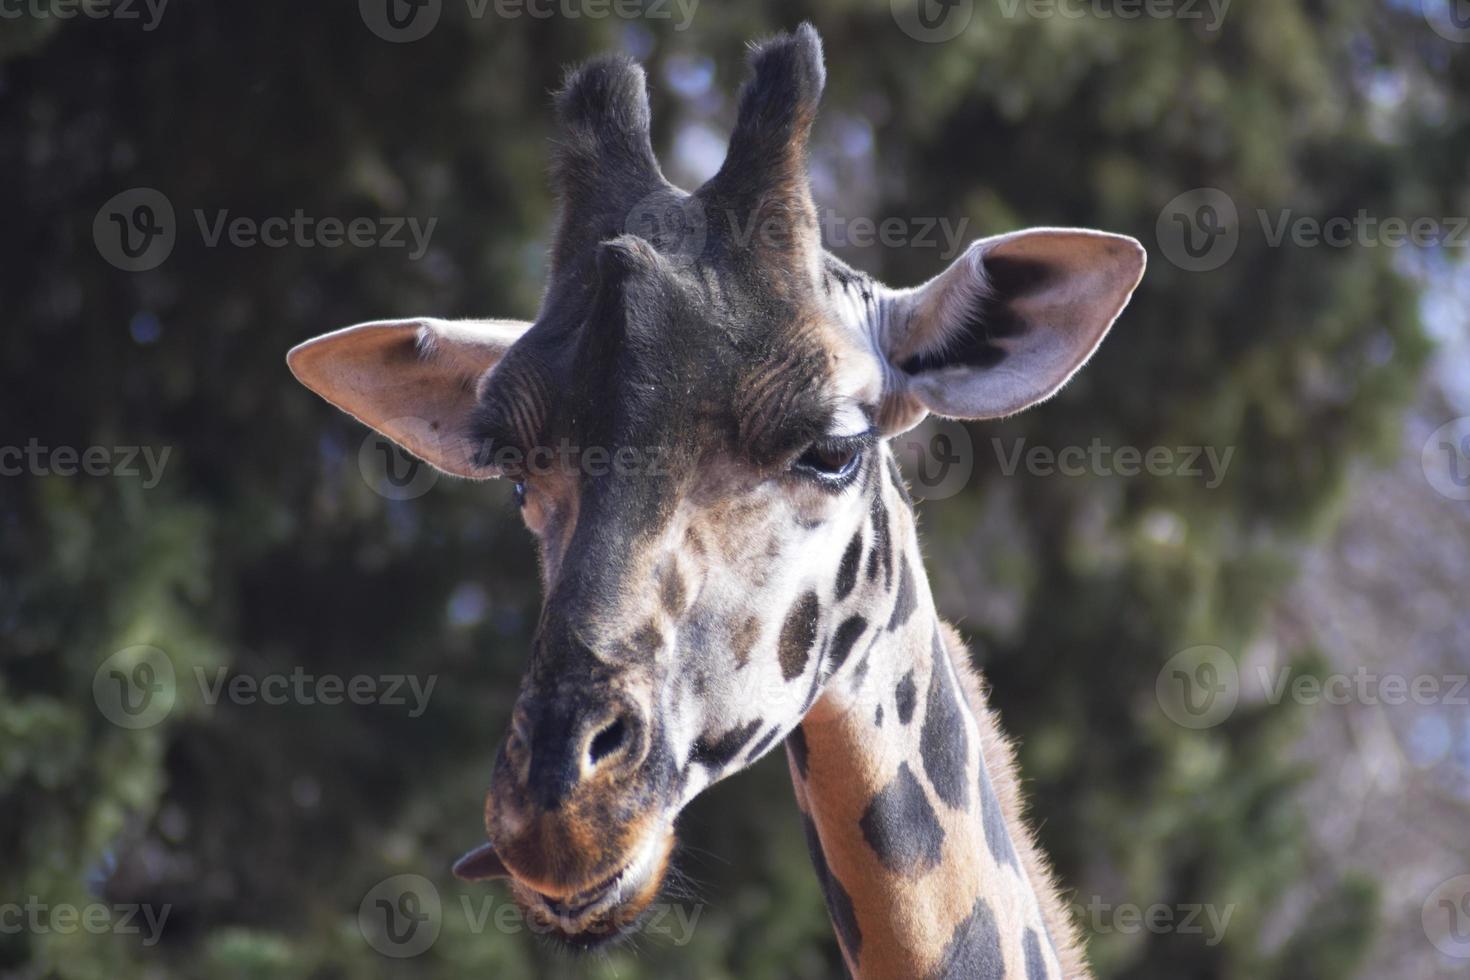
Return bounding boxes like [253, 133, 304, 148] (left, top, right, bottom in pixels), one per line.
[2, 0, 1467, 977]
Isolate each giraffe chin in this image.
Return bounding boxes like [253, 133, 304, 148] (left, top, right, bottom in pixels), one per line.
[503, 830, 675, 950]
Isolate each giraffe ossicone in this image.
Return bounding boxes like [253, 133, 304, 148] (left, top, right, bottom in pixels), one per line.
[288, 22, 1143, 978]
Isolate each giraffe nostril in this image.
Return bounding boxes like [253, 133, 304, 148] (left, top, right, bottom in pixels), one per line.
[587, 717, 629, 770]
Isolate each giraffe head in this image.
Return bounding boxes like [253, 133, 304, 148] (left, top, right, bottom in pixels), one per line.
[287, 24, 1143, 948]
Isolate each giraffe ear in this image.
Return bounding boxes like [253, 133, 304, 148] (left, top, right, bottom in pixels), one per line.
[877, 229, 1145, 432]
[287, 317, 531, 478]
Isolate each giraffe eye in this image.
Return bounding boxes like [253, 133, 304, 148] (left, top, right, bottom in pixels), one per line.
[512, 482, 527, 508]
[793, 435, 865, 484]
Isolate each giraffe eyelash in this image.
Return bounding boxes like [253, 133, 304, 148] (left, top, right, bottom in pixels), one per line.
[790, 430, 872, 488]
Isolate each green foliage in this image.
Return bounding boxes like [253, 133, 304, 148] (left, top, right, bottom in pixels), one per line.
[1, 1, 1462, 977]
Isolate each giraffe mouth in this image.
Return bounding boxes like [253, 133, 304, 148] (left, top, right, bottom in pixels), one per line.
[519, 828, 674, 948]
[533, 830, 665, 918]
[458, 827, 675, 949]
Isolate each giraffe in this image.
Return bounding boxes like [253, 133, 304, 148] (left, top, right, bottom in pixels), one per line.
[287, 24, 1143, 978]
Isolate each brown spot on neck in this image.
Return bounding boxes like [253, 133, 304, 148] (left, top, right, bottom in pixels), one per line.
[778, 591, 820, 682]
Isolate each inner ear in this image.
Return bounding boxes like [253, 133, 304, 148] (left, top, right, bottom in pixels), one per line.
[287, 317, 530, 478]
[897, 254, 1055, 374]
[880, 228, 1146, 425]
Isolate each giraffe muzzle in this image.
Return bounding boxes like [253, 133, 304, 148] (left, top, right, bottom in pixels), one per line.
[454, 822, 676, 948]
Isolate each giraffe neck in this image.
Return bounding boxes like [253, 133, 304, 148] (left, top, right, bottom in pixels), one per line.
[784, 473, 1087, 979]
